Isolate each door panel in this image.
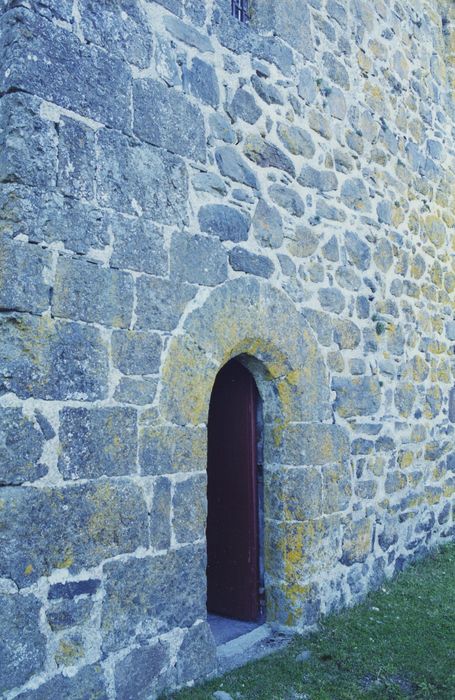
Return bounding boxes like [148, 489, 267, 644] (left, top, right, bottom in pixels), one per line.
[206, 359, 259, 621]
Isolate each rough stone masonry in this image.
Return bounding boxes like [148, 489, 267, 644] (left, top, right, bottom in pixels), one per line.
[0, 0, 454, 697]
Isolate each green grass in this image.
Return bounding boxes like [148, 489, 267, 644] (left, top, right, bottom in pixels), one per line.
[167, 544, 455, 699]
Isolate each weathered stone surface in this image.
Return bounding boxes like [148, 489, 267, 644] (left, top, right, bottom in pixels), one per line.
[252, 199, 283, 248]
[133, 78, 206, 161]
[267, 517, 341, 585]
[349, 359, 365, 375]
[269, 467, 322, 520]
[177, 622, 217, 683]
[9, 0, 74, 22]
[333, 320, 361, 350]
[1, 186, 111, 254]
[0, 92, 57, 189]
[308, 109, 332, 139]
[385, 470, 407, 494]
[302, 309, 333, 347]
[268, 184, 305, 217]
[48, 579, 101, 600]
[229, 88, 261, 124]
[332, 377, 382, 418]
[114, 642, 170, 700]
[79, 0, 153, 68]
[254, 0, 314, 59]
[281, 423, 350, 466]
[101, 547, 206, 652]
[139, 425, 206, 475]
[344, 231, 371, 271]
[0, 593, 46, 693]
[135, 276, 195, 331]
[112, 330, 161, 375]
[58, 117, 95, 200]
[110, 216, 168, 276]
[199, 204, 251, 242]
[154, 0, 183, 17]
[192, 171, 227, 195]
[251, 74, 284, 105]
[171, 232, 227, 286]
[322, 52, 350, 89]
[378, 517, 399, 552]
[320, 235, 338, 262]
[377, 200, 392, 224]
[229, 247, 275, 278]
[0, 409, 47, 485]
[356, 296, 369, 319]
[318, 287, 345, 313]
[277, 122, 315, 158]
[156, 35, 181, 86]
[1, 10, 131, 130]
[185, 0, 206, 26]
[52, 257, 133, 328]
[298, 67, 317, 104]
[298, 165, 338, 192]
[0, 314, 109, 400]
[334, 148, 354, 174]
[58, 407, 137, 480]
[114, 377, 158, 405]
[183, 57, 219, 107]
[422, 215, 447, 248]
[316, 200, 346, 222]
[215, 146, 258, 188]
[335, 265, 361, 291]
[15, 664, 107, 700]
[211, 1, 294, 75]
[0, 237, 51, 315]
[150, 477, 171, 550]
[308, 262, 324, 283]
[164, 13, 213, 52]
[0, 480, 148, 586]
[327, 86, 347, 120]
[373, 238, 394, 272]
[351, 439, 374, 456]
[173, 475, 207, 544]
[54, 632, 85, 668]
[424, 385, 443, 419]
[328, 355, 347, 381]
[449, 388, 455, 424]
[340, 178, 371, 211]
[46, 597, 94, 631]
[341, 519, 373, 565]
[322, 461, 352, 514]
[97, 128, 188, 225]
[244, 135, 295, 177]
[209, 113, 236, 143]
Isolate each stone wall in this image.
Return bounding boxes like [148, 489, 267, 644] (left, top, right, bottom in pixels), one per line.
[0, 0, 454, 697]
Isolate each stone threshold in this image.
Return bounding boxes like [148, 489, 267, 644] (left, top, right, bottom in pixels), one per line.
[215, 622, 293, 674]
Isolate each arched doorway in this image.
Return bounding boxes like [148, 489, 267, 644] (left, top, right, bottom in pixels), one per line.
[159, 278, 334, 646]
[206, 358, 263, 623]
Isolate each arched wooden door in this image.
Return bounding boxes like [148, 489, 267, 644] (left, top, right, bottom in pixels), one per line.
[206, 359, 260, 621]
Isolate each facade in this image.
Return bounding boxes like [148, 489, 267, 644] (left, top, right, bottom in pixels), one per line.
[0, 0, 454, 697]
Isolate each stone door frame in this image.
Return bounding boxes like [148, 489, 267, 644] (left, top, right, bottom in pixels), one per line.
[157, 277, 350, 630]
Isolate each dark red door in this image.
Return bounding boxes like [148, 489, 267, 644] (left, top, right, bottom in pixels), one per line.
[206, 359, 259, 621]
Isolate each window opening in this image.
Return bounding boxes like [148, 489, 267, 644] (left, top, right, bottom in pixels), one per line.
[231, 0, 249, 23]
